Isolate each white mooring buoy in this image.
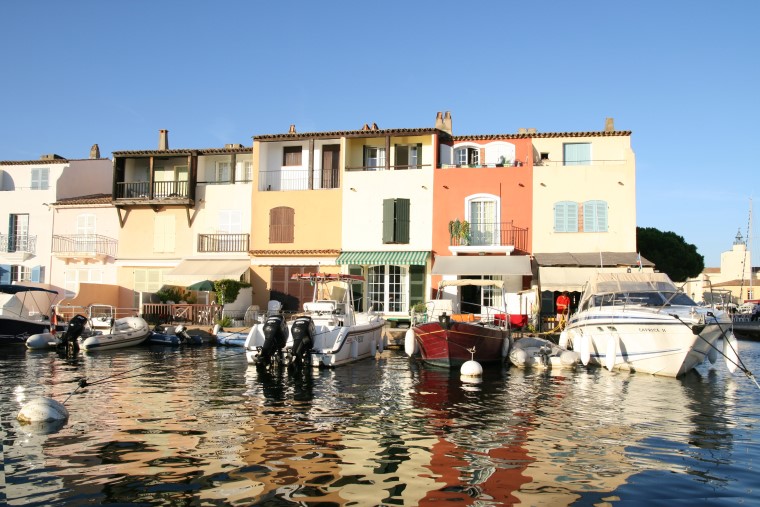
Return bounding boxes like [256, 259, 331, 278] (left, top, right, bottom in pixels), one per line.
[460, 359, 483, 378]
[17, 397, 69, 424]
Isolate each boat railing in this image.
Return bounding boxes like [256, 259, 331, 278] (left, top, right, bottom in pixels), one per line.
[55, 305, 140, 323]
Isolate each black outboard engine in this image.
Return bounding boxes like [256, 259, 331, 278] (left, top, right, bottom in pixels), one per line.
[257, 314, 289, 367]
[290, 316, 315, 368]
[60, 314, 88, 351]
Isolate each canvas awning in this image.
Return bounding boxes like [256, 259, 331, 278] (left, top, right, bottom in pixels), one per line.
[537, 266, 649, 292]
[335, 251, 429, 266]
[432, 256, 532, 276]
[165, 259, 250, 281]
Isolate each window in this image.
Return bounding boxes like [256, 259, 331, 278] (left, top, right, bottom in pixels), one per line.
[64, 268, 102, 297]
[153, 215, 176, 253]
[31, 168, 49, 190]
[583, 200, 608, 232]
[554, 201, 579, 232]
[368, 265, 406, 313]
[8, 214, 29, 252]
[383, 198, 410, 244]
[11, 265, 31, 282]
[563, 143, 591, 166]
[455, 146, 479, 166]
[461, 275, 502, 313]
[395, 144, 421, 169]
[77, 214, 96, 235]
[467, 195, 499, 245]
[283, 147, 302, 166]
[363, 146, 386, 171]
[235, 161, 252, 182]
[134, 268, 166, 293]
[216, 162, 231, 182]
[270, 206, 294, 243]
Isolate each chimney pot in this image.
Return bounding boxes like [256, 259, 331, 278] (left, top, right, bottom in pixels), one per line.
[362, 123, 370, 131]
[158, 129, 169, 150]
[371, 122, 379, 130]
[289, 124, 296, 134]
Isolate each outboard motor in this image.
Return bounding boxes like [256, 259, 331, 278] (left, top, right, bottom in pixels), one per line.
[290, 316, 315, 368]
[60, 314, 88, 351]
[174, 324, 191, 344]
[257, 313, 289, 367]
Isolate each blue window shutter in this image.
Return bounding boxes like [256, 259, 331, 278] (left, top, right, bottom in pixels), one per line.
[554, 203, 566, 232]
[567, 202, 578, 232]
[0, 264, 9, 284]
[598, 201, 608, 232]
[31, 265, 42, 282]
[583, 201, 596, 232]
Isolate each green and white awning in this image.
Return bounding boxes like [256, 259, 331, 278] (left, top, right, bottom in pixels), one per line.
[335, 251, 429, 266]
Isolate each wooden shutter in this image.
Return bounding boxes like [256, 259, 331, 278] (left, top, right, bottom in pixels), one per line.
[283, 147, 302, 166]
[270, 265, 317, 311]
[409, 264, 425, 306]
[270, 207, 294, 243]
[382, 199, 410, 243]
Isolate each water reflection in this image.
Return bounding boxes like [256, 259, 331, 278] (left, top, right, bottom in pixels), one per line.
[0, 343, 756, 505]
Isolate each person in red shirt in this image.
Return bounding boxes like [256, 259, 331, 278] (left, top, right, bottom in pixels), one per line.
[556, 291, 571, 323]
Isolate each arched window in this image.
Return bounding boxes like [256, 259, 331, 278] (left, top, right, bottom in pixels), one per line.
[554, 201, 579, 232]
[583, 200, 608, 232]
[454, 145, 480, 166]
[466, 194, 500, 245]
[269, 206, 294, 243]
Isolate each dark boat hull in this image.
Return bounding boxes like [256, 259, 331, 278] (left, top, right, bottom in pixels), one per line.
[413, 321, 509, 368]
[1, 317, 52, 344]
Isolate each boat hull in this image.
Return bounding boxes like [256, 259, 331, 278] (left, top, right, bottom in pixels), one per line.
[509, 336, 580, 369]
[245, 318, 385, 368]
[1, 317, 52, 344]
[564, 309, 729, 377]
[80, 317, 151, 351]
[412, 321, 509, 369]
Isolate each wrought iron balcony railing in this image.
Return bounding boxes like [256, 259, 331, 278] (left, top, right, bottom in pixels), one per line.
[52, 234, 117, 257]
[0, 233, 36, 254]
[115, 181, 190, 200]
[449, 221, 528, 252]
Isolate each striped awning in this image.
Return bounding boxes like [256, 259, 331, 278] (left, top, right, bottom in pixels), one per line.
[335, 251, 429, 266]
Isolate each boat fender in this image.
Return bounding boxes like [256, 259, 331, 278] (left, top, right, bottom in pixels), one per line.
[404, 328, 418, 356]
[212, 324, 221, 336]
[723, 333, 739, 374]
[580, 333, 591, 366]
[558, 330, 569, 349]
[17, 397, 69, 423]
[460, 360, 483, 378]
[604, 335, 617, 371]
[26, 332, 57, 350]
[510, 348, 528, 367]
[707, 343, 718, 364]
[560, 349, 581, 366]
[377, 334, 385, 354]
[501, 335, 512, 358]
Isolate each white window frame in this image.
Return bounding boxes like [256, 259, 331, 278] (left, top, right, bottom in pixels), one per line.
[367, 264, 408, 313]
[77, 214, 96, 235]
[454, 145, 480, 166]
[216, 161, 231, 182]
[364, 146, 386, 171]
[31, 167, 49, 190]
[465, 193, 500, 245]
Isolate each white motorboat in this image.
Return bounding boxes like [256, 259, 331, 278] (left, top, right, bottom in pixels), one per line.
[509, 336, 580, 369]
[561, 272, 736, 377]
[245, 273, 385, 368]
[1, 284, 59, 344]
[80, 316, 151, 351]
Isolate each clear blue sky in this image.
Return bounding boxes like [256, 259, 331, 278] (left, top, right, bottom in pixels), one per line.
[2, 1, 758, 267]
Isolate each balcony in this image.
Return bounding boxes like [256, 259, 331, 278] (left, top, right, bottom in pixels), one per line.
[52, 234, 117, 263]
[0, 234, 36, 261]
[258, 167, 339, 191]
[449, 221, 528, 254]
[345, 163, 431, 172]
[197, 233, 250, 253]
[115, 181, 192, 204]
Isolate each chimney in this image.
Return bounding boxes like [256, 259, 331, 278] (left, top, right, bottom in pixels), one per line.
[225, 143, 244, 149]
[604, 117, 615, 132]
[40, 154, 64, 160]
[288, 124, 297, 134]
[434, 111, 445, 130]
[362, 123, 370, 131]
[527, 128, 537, 134]
[158, 129, 169, 150]
[90, 144, 100, 159]
[371, 122, 379, 130]
[439, 111, 453, 135]
[518, 128, 527, 134]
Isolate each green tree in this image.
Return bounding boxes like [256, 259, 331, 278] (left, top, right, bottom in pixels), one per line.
[213, 279, 251, 307]
[636, 227, 704, 282]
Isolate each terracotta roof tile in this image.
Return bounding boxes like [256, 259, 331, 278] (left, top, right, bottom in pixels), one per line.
[52, 194, 113, 206]
[249, 249, 340, 256]
[112, 147, 251, 157]
[454, 130, 632, 141]
[254, 127, 444, 141]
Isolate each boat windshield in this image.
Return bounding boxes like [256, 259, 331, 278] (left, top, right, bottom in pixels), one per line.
[590, 290, 697, 309]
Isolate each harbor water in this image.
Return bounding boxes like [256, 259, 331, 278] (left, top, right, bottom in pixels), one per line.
[1, 339, 758, 506]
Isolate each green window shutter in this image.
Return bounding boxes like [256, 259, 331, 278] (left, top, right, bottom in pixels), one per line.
[409, 264, 425, 306]
[396, 198, 410, 243]
[348, 265, 364, 312]
[382, 199, 395, 243]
